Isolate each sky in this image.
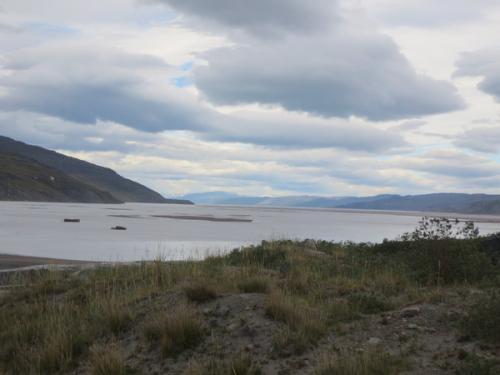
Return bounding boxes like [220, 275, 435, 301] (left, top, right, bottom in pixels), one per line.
[1, 0, 500, 198]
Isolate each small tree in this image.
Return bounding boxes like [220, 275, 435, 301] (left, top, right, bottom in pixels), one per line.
[397, 217, 485, 285]
[400, 216, 479, 241]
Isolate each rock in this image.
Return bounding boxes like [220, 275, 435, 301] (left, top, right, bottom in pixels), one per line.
[111, 226, 127, 230]
[368, 337, 382, 345]
[401, 306, 421, 318]
[64, 218, 80, 223]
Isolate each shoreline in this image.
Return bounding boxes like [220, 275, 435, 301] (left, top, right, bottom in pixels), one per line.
[0, 253, 93, 272]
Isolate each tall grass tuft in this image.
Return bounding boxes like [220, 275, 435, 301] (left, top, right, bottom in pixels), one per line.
[143, 303, 205, 356]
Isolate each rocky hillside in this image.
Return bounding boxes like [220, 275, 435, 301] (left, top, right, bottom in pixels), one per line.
[0, 153, 120, 203]
[0, 135, 192, 204]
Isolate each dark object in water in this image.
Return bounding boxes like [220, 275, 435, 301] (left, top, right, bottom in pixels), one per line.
[64, 219, 80, 223]
[111, 226, 127, 231]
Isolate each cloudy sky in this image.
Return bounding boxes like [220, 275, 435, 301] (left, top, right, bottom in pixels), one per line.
[1, 0, 500, 197]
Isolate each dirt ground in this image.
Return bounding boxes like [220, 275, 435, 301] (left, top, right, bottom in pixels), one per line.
[67, 288, 499, 374]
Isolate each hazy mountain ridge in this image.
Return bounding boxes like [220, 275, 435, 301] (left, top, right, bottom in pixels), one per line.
[0, 136, 193, 204]
[183, 191, 500, 215]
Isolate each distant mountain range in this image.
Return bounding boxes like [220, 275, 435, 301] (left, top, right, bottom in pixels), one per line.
[182, 192, 500, 215]
[0, 135, 193, 204]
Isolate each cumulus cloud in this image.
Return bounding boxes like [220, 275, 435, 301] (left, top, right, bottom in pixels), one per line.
[153, 0, 464, 121]
[0, 38, 406, 152]
[152, 0, 338, 37]
[396, 150, 500, 179]
[454, 125, 500, 153]
[194, 28, 464, 121]
[456, 49, 500, 102]
[0, 42, 213, 132]
[206, 109, 405, 151]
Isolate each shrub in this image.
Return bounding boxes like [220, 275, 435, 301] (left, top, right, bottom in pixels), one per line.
[400, 217, 479, 241]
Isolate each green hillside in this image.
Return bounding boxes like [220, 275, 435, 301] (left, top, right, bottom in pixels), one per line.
[0, 153, 121, 203]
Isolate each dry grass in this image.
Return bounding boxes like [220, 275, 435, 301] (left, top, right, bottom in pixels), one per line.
[266, 290, 327, 354]
[184, 282, 218, 303]
[87, 343, 128, 375]
[237, 275, 271, 294]
[143, 303, 205, 356]
[185, 353, 262, 375]
[314, 348, 410, 375]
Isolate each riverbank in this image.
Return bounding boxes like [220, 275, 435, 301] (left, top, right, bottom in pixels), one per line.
[0, 235, 499, 374]
[0, 253, 91, 271]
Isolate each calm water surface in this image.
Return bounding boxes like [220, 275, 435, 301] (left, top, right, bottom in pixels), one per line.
[1, 202, 499, 261]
